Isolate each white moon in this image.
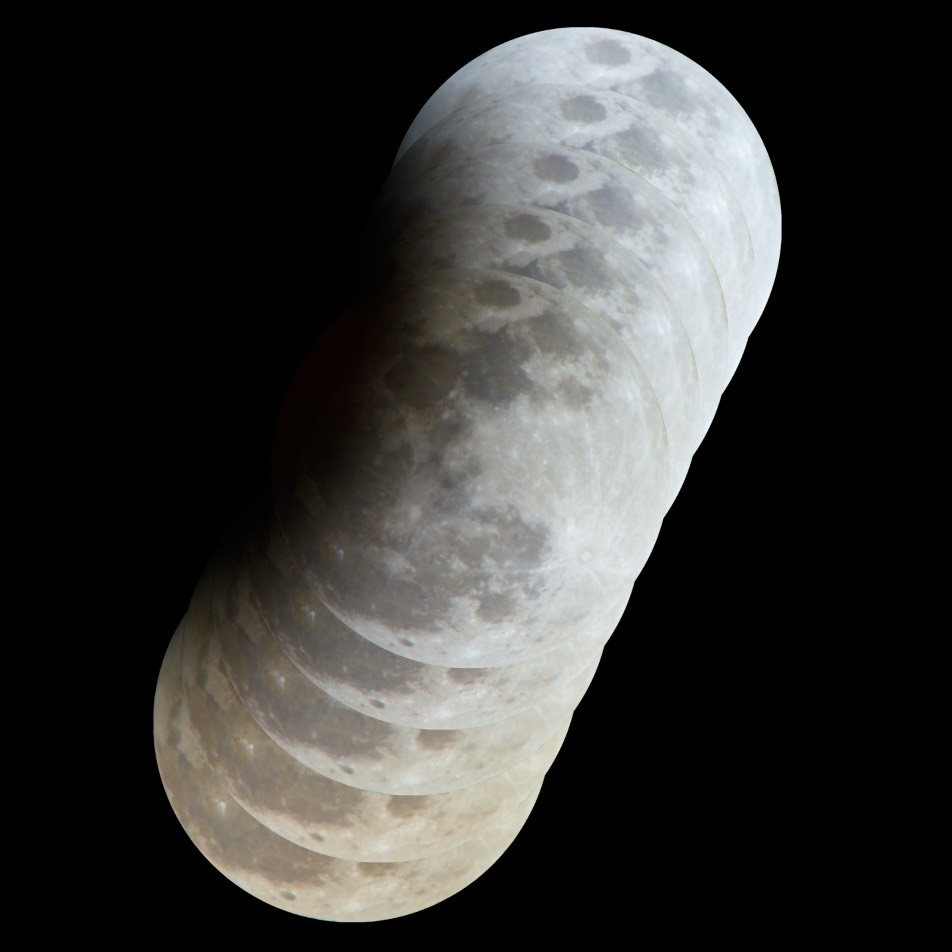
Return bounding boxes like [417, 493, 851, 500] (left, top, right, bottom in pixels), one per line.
[395, 26, 780, 351]
[397, 83, 754, 368]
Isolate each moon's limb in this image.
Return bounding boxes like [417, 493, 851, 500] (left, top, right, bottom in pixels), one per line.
[398, 83, 754, 368]
[374, 140, 729, 424]
[366, 203, 700, 495]
[272, 269, 669, 666]
[245, 503, 607, 729]
[168, 589, 569, 860]
[183, 564, 596, 795]
[394, 27, 780, 352]
[155, 624, 544, 921]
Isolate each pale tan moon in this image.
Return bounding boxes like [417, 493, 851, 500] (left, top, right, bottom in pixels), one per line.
[170, 571, 570, 860]
[155, 623, 543, 921]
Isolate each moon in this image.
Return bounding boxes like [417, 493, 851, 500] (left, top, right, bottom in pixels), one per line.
[395, 83, 753, 367]
[272, 268, 669, 667]
[155, 623, 545, 921]
[153, 25, 781, 922]
[395, 26, 780, 345]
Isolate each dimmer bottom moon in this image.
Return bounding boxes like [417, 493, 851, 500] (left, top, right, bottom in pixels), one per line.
[155, 625, 545, 921]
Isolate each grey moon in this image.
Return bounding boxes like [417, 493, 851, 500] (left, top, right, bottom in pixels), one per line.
[154, 26, 781, 922]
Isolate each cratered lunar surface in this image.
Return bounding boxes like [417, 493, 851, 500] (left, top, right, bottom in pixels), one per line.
[374, 140, 728, 422]
[154, 26, 781, 922]
[368, 203, 700, 494]
[395, 27, 780, 347]
[398, 83, 753, 365]
[244, 504, 607, 729]
[185, 565, 596, 794]
[171, 578, 568, 860]
[272, 268, 669, 667]
[156, 624, 543, 921]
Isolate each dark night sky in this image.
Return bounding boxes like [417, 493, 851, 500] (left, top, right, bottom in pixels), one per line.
[89, 10, 840, 940]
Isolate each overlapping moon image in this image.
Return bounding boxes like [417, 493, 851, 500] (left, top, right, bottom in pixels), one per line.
[154, 26, 781, 921]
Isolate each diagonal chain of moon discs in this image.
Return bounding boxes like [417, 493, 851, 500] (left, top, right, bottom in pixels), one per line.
[154, 26, 780, 921]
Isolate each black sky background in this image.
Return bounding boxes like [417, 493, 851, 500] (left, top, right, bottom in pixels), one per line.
[87, 10, 846, 940]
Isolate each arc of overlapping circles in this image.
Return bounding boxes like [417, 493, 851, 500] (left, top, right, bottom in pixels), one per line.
[154, 27, 780, 921]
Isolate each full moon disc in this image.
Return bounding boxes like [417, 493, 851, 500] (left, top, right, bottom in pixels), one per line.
[395, 27, 780, 344]
[273, 268, 669, 667]
[155, 625, 543, 921]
